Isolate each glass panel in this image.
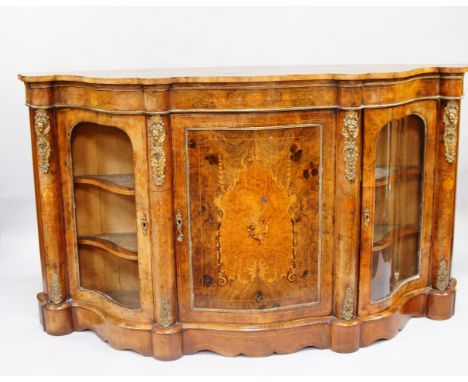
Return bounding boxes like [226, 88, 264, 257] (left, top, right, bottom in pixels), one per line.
[71, 123, 140, 309]
[371, 115, 425, 301]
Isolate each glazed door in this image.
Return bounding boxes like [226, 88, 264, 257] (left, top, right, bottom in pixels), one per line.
[172, 114, 335, 324]
[358, 101, 437, 315]
[58, 111, 154, 322]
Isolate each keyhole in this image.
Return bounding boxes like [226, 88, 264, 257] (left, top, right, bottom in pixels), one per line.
[255, 292, 263, 303]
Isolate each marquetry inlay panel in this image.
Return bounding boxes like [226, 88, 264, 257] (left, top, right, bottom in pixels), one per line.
[186, 125, 323, 310]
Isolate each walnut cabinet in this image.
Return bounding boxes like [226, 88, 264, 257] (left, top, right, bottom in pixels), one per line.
[19, 66, 467, 360]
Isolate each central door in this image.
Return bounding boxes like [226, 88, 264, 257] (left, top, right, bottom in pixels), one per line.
[172, 115, 335, 324]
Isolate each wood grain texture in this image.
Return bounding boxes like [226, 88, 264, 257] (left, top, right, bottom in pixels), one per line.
[185, 126, 322, 310]
[21, 66, 464, 359]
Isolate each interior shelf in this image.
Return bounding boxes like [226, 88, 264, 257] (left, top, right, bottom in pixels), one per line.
[74, 173, 135, 195]
[373, 224, 419, 252]
[78, 232, 137, 261]
[374, 166, 421, 187]
[105, 290, 140, 310]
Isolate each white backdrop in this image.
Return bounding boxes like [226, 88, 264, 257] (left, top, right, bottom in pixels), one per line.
[0, 6, 467, 375]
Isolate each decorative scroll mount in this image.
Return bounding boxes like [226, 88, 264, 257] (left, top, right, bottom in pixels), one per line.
[435, 259, 449, 291]
[342, 111, 359, 181]
[34, 110, 51, 175]
[443, 101, 459, 164]
[148, 116, 166, 186]
[342, 286, 354, 321]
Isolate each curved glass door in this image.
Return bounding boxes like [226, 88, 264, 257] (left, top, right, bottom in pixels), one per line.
[371, 115, 425, 301]
[71, 123, 140, 309]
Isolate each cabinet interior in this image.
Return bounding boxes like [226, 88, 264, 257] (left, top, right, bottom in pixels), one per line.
[371, 115, 425, 301]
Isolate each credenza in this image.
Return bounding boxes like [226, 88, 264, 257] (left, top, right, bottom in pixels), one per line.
[19, 65, 467, 360]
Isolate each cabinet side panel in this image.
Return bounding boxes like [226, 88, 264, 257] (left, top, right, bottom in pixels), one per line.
[26, 89, 68, 305]
[186, 125, 322, 310]
[431, 99, 461, 290]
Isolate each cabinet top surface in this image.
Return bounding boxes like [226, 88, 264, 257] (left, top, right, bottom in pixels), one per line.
[18, 65, 468, 85]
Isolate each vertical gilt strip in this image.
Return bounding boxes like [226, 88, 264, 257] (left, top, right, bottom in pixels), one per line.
[34, 110, 51, 174]
[342, 111, 359, 181]
[159, 294, 172, 327]
[435, 259, 449, 291]
[342, 286, 354, 321]
[149, 116, 167, 185]
[49, 272, 62, 304]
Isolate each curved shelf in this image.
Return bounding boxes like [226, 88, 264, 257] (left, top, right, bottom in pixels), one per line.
[372, 224, 419, 252]
[74, 174, 135, 195]
[78, 233, 138, 261]
[105, 290, 140, 310]
[375, 166, 421, 188]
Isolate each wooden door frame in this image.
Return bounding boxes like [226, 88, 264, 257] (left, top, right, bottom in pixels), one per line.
[358, 100, 437, 315]
[57, 110, 154, 322]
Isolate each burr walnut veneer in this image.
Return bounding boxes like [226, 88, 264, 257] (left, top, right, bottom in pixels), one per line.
[19, 65, 467, 360]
